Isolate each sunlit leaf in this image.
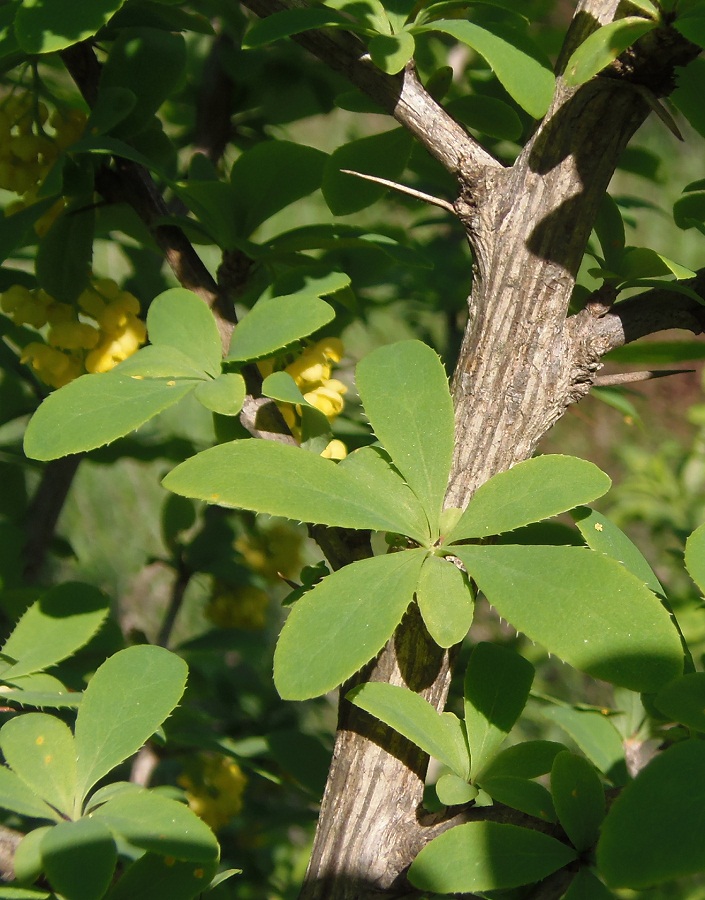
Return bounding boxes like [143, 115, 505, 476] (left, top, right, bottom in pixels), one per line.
[563, 17, 656, 86]
[416, 555, 474, 647]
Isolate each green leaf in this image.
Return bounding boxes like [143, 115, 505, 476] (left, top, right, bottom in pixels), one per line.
[593, 193, 626, 269]
[242, 8, 366, 49]
[0, 198, 60, 265]
[35, 199, 94, 304]
[85, 86, 137, 136]
[605, 341, 705, 364]
[338, 446, 431, 543]
[369, 31, 415, 74]
[228, 274, 345, 362]
[654, 673, 705, 731]
[597, 740, 705, 887]
[685, 522, 705, 595]
[480, 776, 555, 822]
[625, 0, 659, 15]
[0, 890, 51, 900]
[617, 246, 695, 281]
[194, 374, 245, 416]
[356, 341, 454, 535]
[23, 373, 200, 461]
[274, 550, 426, 700]
[435, 773, 478, 806]
[41, 818, 117, 900]
[563, 868, 616, 899]
[463, 643, 534, 779]
[14, 0, 127, 53]
[454, 545, 683, 693]
[74, 646, 188, 801]
[672, 59, 705, 139]
[563, 17, 656, 86]
[1, 583, 109, 680]
[446, 456, 611, 543]
[674, 191, 705, 230]
[347, 682, 469, 777]
[541, 706, 627, 786]
[113, 346, 209, 380]
[551, 751, 605, 851]
[0, 714, 77, 818]
[408, 821, 577, 893]
[675, 10, 705, 47]
[416, 555, 473, 647]
[14, 827, 52, 885]
[147, 288, 222, 377]
[0, 766, 59, 821]
[229, 141, 328, 236]
[163, 439, 426, 537]
[571, 507, 664, 596]
[92, 790, 218, 862]
[413, 19, 555, 118]
[480, 741, 567, 781]
[445, 95, 523, 140]
[99, 28, 186, 138]
[323, 128, 413, 215]
[69, 135, 168, 179]
[104, 853, 217, 900]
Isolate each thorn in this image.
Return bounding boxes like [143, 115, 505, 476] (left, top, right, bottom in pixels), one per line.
[339, 169, 457, 214]
[594, 369, 694, 387]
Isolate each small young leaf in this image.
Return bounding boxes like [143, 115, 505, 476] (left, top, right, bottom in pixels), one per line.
[369, 31, 415, 74]
[464, 643, 534, 779]
[74, 646, 188, 801]
[41, 818, 117, 900]
[92, 790, 218, 862]
[14, 827, 52, 885]
[416, 555, 473, 647]
[685, 522, 705, 595]
[194, 374, 246, 416]
[347, 682, 469, 778]
[480, 776, 555, 822]
[323, 129, 413, 215]
[571, 507, 663, 596]
[103, 853, 217, 900]
[654, 672, 705, 731]
[0, 714, 77, 818]
[0, 766, 59, 821]
[24, 374, 200, 461]
[672, 58, 705, 139]
[164, 439, 426, 538]
[408, 821, 577, 893]
[274, 550, 426, 700]
[147, 288, 222, 377]
[454, 545, 683, 693]
[541, 706, 627, 786]
[617, 247, 695, 282]
[446, 456, 611, 543]
[14, 0, 126, 54]
[356, 341, 454, 535]
[413, 19, 555, 118]
[597, 740, 705, 887]
[480, 741, 567, 781]
[563, 17, 656, 86]
[551, 751, 605, 851]
[563, 868, 616, 899]
[435, 773, 478, 806]
[1, 583, 109, 680]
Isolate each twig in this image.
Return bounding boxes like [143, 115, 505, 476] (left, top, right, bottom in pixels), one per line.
[156, 558, 192, 649]
[594, 368, 694, 386]
[340, 169, 456, 214]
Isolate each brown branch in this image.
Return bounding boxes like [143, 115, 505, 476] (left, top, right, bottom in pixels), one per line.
[593, 368, 695, 386]
[238, 0, 499, 179]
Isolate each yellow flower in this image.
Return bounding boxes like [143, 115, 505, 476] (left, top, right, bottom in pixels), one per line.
[304, 379, 347, 420]
[235, 522, 303, 581]
[321, 439, 348, 460]
[178, 755, 247, 832]
[205, 584, 270, 630]
[20, 343, 82, 389]
[48, 320, 100, 351]
[285, 347, 331, 390]
[1, 284, 48, 328]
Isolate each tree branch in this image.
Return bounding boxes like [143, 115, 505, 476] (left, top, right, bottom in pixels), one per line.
[237, 0, 500, 179]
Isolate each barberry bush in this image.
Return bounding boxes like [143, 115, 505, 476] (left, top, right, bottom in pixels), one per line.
[3, 1, 705, 899]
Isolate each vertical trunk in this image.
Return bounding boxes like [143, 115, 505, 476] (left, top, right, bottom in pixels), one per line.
[300, 4, 697, 896]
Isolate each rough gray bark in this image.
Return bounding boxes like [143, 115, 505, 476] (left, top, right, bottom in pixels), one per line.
[228, 0, 705, 896]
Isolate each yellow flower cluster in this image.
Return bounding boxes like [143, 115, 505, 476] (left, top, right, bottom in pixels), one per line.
[235, 522, 303, 583]
[1, 278, 146, 388]
[178, 755, 247, 832]
[0, 93, 86, 235]
[205, 582, 270, 630]
[260, 337, 348, 458]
